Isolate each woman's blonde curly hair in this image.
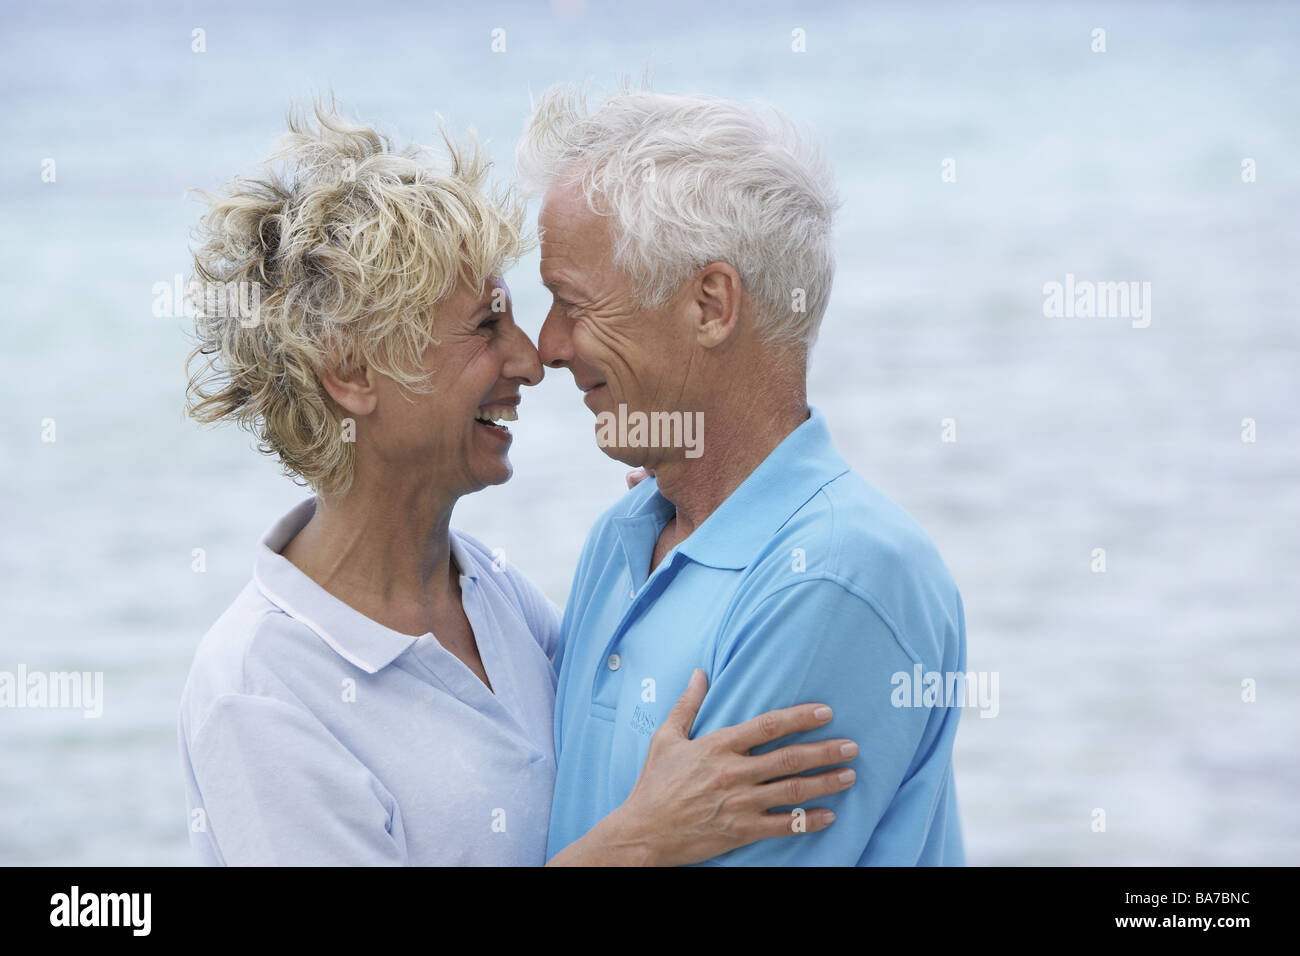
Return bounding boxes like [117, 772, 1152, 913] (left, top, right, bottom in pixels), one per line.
[184, 98, 529, 496]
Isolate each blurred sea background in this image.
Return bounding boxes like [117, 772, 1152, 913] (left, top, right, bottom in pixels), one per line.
[1, 0, 1297, 865]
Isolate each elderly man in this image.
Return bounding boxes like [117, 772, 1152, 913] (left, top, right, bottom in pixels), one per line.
[518, 87, 967, 865]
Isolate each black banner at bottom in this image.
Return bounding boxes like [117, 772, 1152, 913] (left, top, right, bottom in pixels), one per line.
[0, 865, 1274, 942]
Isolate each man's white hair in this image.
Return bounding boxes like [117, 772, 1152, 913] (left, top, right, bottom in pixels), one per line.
[515, 85, 839, 353]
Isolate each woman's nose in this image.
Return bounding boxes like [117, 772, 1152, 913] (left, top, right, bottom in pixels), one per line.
[505, 324, 544, 387]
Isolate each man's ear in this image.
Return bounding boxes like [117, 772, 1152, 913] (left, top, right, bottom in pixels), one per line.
[694, 262, 744, 349]
[319, 356, 379, 417]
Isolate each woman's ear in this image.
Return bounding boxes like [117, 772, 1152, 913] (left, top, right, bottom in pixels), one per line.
[319, 357, 379, 417]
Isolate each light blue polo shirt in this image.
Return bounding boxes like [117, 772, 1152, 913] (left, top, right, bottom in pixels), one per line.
[546, 407, 967, 865]
[178, 497, 562, 865]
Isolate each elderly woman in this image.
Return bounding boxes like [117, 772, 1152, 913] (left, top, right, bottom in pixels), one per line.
[178, 104, 855, 865]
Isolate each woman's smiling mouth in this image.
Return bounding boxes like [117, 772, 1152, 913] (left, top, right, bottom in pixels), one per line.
[475, 403, 518, 439]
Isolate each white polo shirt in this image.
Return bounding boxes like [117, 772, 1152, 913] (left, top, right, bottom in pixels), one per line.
[178, 497, 562, 865]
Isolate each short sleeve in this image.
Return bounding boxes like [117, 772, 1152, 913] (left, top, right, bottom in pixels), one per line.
[691, 577, 933, 866]
[185, 693, 408, 866]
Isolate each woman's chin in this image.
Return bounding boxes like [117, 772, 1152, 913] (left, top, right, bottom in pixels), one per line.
[471, 458, 513, 490]
[464, 422, 515, 482]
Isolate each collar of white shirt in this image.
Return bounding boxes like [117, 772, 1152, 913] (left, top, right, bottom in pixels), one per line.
[251, 496, 479, 675]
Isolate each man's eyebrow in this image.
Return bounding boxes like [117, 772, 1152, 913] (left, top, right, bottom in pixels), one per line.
[543, 277, 581, 298]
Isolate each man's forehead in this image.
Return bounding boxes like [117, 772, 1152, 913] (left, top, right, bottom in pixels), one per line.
[538, 202, 591, 265]
[539, 182, 602, 234]
[540, 178, 585, 210]
[538, 184, 616, 289]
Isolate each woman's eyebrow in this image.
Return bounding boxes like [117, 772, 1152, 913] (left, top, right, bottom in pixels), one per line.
[475, 291, 507, 314]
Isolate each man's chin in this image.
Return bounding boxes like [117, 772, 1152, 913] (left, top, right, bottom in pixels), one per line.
[593, 433, 647, 469]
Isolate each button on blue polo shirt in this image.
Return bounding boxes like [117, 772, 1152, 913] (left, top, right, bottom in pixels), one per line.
[546, 407, 967, 865]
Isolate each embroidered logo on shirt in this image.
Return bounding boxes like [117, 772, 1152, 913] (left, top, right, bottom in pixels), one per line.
[630, 704, 658, 737]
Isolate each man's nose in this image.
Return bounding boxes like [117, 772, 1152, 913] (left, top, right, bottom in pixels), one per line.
[537, 306, 573, 369]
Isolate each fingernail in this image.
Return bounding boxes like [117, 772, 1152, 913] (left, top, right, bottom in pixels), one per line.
[837, 769, 855, 784]
[840, 742, 858, 758]
[813, 705, 832, 720]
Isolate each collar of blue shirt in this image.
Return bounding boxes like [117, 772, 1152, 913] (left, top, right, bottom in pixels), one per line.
[251, 497, 480, 675]
[616, 405, 852, 572]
